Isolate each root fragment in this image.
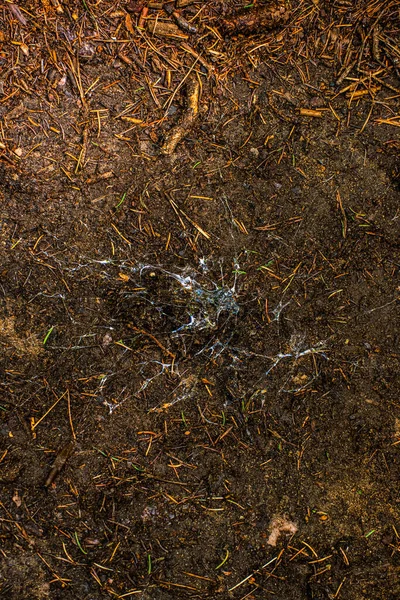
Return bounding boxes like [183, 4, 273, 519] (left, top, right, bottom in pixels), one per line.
[161, 75, 200, 155]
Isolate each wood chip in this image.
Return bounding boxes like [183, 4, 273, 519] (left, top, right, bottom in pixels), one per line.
[146, 20, 189, 39]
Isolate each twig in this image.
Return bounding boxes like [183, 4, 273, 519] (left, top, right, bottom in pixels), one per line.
[228, 556, 278, 592]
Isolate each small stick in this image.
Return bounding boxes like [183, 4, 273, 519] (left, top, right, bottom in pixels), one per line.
[336, 60, 356, 87]
[299, 108, 322, 117]
[146, 19, 188, 39]
[372, 26, 381, 62]
[138, 6, 148, 29]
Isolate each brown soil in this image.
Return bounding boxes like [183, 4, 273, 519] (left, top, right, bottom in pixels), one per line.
[1, 1, 399, 599]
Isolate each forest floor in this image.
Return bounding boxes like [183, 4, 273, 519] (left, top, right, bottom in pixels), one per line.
[0, 1, 399, 599]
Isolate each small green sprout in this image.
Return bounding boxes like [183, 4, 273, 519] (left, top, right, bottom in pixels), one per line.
[43, 326, 54, 345]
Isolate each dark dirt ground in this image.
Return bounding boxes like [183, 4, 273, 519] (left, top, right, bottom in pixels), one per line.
[1, 1, 400, 598]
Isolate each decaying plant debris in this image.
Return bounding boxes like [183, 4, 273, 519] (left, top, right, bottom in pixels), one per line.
[1, 0, 400, 598]
[44, 441, 76, 488]
[220, 1, 290, 35]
